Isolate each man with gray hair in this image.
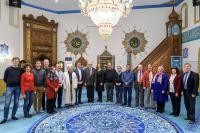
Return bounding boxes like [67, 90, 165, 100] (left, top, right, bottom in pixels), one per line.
[63, 64, 78, 106]
[134, 64, 145, 107]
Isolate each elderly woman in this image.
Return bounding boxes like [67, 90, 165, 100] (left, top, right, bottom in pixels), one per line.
[151, 66, 169, 113]
[46, 67, 59, 114]
[63, 64, 78, 106]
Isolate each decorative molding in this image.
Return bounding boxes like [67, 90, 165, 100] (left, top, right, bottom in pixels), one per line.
[182, 25, 200, 43]
[21, 0, 184, 14]
[64, 29, 89, 56]
[181, 3, 188, 30]
[9, 7, 19, 28]
[122, 29, 147, 56]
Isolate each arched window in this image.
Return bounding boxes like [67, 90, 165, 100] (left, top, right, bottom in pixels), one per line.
[181, 3, 188, 29]
[194, 5, 200, 23]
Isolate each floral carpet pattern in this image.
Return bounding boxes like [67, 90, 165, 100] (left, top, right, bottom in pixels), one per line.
[28, 103, 183, 133]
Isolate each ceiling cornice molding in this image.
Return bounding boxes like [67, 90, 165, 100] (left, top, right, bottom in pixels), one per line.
[22, 0, 184, 15]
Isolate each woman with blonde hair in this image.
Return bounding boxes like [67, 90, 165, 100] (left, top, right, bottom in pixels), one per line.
[151, 66, 169, 113]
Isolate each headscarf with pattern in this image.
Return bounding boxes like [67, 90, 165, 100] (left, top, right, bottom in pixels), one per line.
[48, 67, 58, 81]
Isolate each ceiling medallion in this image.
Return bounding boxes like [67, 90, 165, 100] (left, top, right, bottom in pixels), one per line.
[122, 29, 147, 56]
[79, 0, 133, 41]
[64, 30, 89, 56]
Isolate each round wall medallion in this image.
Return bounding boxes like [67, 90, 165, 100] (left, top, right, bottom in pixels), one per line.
[64, 30, 89, 56]
[123, 29, 147, 56]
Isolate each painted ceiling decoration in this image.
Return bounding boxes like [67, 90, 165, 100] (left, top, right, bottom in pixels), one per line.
[21, 0, 184, 14]
[122, 29, 147, 56]
[64, 29, 89, 56]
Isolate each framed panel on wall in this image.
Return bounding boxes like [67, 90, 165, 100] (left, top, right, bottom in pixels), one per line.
[171, 56, 182, 70]
[9, 7, 19, 28]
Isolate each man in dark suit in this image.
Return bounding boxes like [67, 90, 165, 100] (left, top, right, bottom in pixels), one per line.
[74, 62, 85, 104]
[134, 64, 145, 107]
[84, 62, 96, 103]
[182, 63, 199, 124]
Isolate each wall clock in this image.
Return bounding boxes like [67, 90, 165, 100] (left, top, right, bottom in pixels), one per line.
[122, 29, 147, 56]
[64, 30, 89, 56]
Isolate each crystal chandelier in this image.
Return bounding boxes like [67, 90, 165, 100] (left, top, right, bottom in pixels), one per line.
[79, 0, 133, 40]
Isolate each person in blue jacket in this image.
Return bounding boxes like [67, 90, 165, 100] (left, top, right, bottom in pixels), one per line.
[151, 65, 169, 113]
[121, 64, 134, 107]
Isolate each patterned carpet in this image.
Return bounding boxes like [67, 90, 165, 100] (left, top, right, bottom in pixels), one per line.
[28, 103, 183, 133]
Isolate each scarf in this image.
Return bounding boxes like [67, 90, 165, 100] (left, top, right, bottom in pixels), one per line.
[152, 73, 163, 84]
[48, 70, 58, 81]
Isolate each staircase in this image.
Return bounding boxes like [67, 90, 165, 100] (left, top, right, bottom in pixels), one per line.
[134, 8, 182, 73]
[135, 36, 181, 73]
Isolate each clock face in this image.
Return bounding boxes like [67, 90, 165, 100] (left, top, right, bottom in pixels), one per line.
[71, 37, 82, 48]
[172, 24, 180, 35]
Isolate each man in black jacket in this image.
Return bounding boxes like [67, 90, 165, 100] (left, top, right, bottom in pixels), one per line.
[104, 63, 117, 102]
[182, 63, 199, 124]
[0, 57, 21, 124]
[114, 66, 123, 104]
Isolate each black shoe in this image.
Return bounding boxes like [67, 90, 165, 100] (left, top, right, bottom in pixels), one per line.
[170, 112, 175, 115]
[0, 119, 7, 124]
[24, 115, 31, 118]
[78, 102, 83, 104]
[174, 114, 179, 117]
[75, 103, 78, 105]
[128, 104, 131, 107]
[122, 103, 127, 106]
[185, 118, 190, 120]
[57, 106, 62, 108]
[28, 114, 33, 117]
[189, 120, 195, 124]
[12, 116, 18, 120]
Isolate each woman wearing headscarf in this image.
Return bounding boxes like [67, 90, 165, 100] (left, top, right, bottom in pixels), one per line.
[151, 66, 169, 113]
[46, 67, 59, 114]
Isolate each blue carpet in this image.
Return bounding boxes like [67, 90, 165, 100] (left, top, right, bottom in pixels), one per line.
[28, 103, 183, 133]
[0, 88, 200, 133]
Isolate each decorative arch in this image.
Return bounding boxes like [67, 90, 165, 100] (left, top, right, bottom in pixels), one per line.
[181, 3, 188, 29]
[194, 5, 200, 24]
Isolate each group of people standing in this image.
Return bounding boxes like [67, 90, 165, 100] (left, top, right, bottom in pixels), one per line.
[0, 57, 199, 125]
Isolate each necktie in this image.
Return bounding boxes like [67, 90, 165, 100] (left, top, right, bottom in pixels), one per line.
[139, 71, 142, 82]
[90, 68, 92, 76]
[184, 72, 188, 89]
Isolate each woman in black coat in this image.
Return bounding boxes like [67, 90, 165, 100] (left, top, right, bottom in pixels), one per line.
[96, 64, 104, 102]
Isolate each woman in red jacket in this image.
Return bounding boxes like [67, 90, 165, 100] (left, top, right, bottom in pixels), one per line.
[46, 67, 59, 114]
[21, 63, 35, 118]
[169, 67, 182, 117]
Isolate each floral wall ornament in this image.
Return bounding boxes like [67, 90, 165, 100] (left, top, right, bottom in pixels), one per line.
[122, 29, 147, 56]
[64, 29, 89, 56]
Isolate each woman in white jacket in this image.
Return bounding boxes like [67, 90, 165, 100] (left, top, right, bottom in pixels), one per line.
[63, 64, 78, 105]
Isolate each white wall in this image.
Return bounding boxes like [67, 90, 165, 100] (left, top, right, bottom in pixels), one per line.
[59, 8, 172, 69]
[0, 1, 173, 78]
[176, 0, 200, 72]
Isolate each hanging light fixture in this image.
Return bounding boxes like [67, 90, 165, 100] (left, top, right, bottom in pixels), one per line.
[79, 0, 133, 41]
